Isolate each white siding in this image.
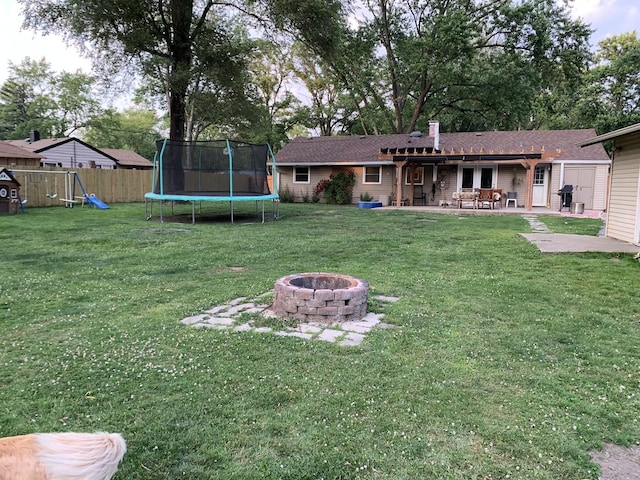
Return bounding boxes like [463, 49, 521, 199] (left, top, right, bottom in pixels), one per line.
[606, 136, 640, 245]
[592, 164, 609, 211]
[39, 141, 116, 169]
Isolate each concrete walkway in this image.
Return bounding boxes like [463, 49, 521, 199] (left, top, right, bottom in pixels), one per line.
[380, 205, 638, 253]
[516, 213, 638, 253]
[520, 233, 639, 253]
[180, 293, 398, 346]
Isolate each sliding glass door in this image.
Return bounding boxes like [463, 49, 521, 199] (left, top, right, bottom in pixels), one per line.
[460, 166, 495, 189]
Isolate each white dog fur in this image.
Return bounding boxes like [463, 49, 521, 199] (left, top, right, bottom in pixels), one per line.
[0, 432, 126, 480]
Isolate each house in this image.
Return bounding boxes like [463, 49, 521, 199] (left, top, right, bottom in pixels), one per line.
[0, 167, 22, 214]
[0, 141, 42, 168]
[580, 123, 640, 246]
[100, 148, 153, 170]
[275, 124, 611, 211]
[9, 132, 117, 169]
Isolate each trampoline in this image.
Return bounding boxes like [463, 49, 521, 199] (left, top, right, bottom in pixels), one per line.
[145, 139, 279, 223]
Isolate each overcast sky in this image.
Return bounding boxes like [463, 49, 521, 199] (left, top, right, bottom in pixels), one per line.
[0, 0, 638, 93]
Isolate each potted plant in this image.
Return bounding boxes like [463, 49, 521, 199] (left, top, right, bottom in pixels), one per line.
[357, 191, 382, 209]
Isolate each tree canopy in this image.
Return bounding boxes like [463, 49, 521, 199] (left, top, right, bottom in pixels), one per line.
[18, 0, 345, 142]
[322, 0, 593, 134]
[7, 0, 640, 145]
[0, 58, 100, 140]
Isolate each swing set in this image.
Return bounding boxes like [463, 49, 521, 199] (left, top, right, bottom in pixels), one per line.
[10, 169, 90, 210]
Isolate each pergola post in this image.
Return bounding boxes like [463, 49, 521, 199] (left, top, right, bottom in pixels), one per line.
[394, 161, 407, 206]
[521, 159, 541, 211]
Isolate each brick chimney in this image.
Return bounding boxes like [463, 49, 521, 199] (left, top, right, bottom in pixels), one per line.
[428, 121, 439, 151]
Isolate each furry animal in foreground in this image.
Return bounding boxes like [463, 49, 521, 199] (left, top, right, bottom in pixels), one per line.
[0, 432, 126, 480]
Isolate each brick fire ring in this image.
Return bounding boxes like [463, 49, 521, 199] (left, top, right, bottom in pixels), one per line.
[273, 273, 368, 324]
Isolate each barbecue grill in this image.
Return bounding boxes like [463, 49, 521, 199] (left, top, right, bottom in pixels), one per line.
[558, 184, 573, 211]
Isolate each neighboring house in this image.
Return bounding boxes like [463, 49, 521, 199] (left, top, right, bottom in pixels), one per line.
[275, 123, 611, 211]
[580, 123, 640, 246]
[10, 132, 117, 169]
[0, 141, 42, 168]
[100, 148, 153, 170]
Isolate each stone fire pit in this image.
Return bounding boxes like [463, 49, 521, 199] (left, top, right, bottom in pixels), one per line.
[273, 273, 368, 324]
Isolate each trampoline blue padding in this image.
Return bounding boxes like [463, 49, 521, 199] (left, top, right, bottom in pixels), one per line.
[144, 139, 279, 223]
[145, 193, 279, 202]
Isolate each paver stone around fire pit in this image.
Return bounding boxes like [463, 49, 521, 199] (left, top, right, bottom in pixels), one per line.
[273, 273, 368, 324]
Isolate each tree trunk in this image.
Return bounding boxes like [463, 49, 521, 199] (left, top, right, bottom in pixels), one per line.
[164, 0, 194, 192]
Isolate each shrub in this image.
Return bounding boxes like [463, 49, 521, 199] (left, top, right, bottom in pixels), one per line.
[315, 170, 356, 205]
[279, 185, 294, 203]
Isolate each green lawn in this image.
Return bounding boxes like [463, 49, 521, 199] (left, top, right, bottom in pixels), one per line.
[1, 203, 638, 479]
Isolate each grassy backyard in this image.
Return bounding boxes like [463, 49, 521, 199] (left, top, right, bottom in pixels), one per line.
[1, 202, 638, 479]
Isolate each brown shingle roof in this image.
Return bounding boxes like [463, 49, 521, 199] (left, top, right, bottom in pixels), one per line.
[0, 141, 43, 159]
[276, 129, 609, 164]
[100, 148, 153, 168]
[439, 129, 609, 161]
[276, 134, 434, 165]
[8, 137, 71, 152]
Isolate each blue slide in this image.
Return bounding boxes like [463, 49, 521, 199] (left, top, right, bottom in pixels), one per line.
[84, 194, 109, 209]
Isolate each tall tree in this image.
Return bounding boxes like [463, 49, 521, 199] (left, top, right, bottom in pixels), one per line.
[55, 71, 102, 136]
[327, 0, 592, 134]
[19, 0, 345, 143]
[290, 43, 359, 136]
[0, 57, 99, 139]
[533, 31, 640, 134]
[582, 32, 640, 133]
[83, 107, 163, 159]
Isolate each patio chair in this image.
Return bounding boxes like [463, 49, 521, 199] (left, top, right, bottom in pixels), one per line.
[477, 188, 495, 209]
[391, 192, 409, 206]
[452, 188, 478, 208]
[492, 189, 503, 208]
[413, 184, 426, 205]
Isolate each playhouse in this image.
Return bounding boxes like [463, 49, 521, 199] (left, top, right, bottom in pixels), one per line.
[0, 168, 21, 214]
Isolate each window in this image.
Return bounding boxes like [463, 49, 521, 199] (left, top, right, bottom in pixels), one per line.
[480, 167, 493, 188]
[461, 167, 474, 188]
[363, 166, 382, 184]
[404, 167, 424, 185]
[534, 165, 545, 185]
[460, 166, 495, 189]
[294, 166, 310, 183]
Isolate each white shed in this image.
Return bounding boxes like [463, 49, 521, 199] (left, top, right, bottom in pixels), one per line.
[580, 123, 640, 246]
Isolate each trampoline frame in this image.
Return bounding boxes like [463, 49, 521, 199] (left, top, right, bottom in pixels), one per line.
[144, 139, 279, 223]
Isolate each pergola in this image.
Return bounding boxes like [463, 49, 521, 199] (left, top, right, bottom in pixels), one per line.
[377, 146, 560, 210]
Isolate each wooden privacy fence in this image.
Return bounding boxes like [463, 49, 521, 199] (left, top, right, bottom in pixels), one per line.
[10, 167, 153, 208]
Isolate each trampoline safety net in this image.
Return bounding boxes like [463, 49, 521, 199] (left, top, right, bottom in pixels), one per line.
[153, 139, 271, 196]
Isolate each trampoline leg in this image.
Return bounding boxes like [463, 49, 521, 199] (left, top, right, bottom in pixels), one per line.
[145, 197, 154, 220]
[192, 201, 195, 224]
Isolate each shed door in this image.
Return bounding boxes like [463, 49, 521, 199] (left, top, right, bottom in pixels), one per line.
[564, 166, 595, 209]
[532, 165, 549, 206]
